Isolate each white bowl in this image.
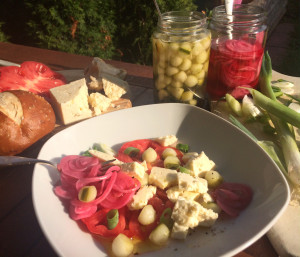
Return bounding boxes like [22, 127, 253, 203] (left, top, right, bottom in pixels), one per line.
[32, 103, 290, 257]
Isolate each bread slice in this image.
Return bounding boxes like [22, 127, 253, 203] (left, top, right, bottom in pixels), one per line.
[50, 78, 92, 125]
[0, 92, 23, 126]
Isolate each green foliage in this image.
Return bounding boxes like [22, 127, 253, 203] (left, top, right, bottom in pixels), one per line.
[2, 0, 197, 65]
[113, 0, 197, 65]
[25, 0, 117, 59]
[0, 23, 9, 42]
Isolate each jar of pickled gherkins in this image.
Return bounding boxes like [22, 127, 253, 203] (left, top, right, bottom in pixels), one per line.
[206, 4, 267, 100]
[152, 11, 211, 107]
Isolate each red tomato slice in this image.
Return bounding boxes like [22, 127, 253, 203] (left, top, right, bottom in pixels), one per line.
[0, 61, 66, 96]
[211, 182, 253, 217]
[82, 207, 127, 237]
[117, 139, 162, 162]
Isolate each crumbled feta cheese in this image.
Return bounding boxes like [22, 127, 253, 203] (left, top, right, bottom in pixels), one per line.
[198, 192, 214, 204]
[120, 161, 146, 181]
[171, 197, 202, 228]
[102, 74, 129, 101]
[184, 151, 215, 178]
[88, 92, 112, 116]
[177, 173, 208, 194]
[127, 185, 157, 210]
[88, 150, 123, 165]
[197, 205, 218, 227]
[166, 186, 200, 203]
[171, 222, 189, 240]
[182, 152, 199, 164]
[148, 167, 178, 189]
[171, 197, 218, 234]
[154, 135, 178, 147]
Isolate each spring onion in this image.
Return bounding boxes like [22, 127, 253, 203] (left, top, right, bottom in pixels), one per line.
[178, 166, 191, 174]
[176, 143, 189, 153]
[124, 147, 140, 157]
[78, 186, 97, 202]
[258, 52, 300, 185]
[229, 115, 290, 181]
[226, 93, 243, 116]
[107, 209, 119, 230]
[160, 208, 174, 229]
[250, 89, 300, 128]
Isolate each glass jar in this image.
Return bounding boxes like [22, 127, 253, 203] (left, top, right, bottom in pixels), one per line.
[206, 4, 267, 100]
[152, 11, 211, 107]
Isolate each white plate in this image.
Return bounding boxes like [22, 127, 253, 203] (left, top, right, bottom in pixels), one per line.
[32, 103, 290, 257]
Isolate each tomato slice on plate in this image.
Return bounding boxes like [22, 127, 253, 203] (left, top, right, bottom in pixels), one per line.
[0, 61, 66, 96]
[211, 182, 253, 217]
[82, 207, 127, 238]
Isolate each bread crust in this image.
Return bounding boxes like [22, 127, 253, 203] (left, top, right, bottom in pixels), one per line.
[0, 90, 56, 155]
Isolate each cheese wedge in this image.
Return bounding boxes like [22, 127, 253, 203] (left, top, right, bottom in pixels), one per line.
[102, 74, 129, 100]
[50, 78, 92, 125]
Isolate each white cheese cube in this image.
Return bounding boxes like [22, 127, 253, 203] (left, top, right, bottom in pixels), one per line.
[171, 197, 201, 228]
[182, 152, 199, 164]
[120, 161, 146, 181]
[177, 173, 208, 194]
[102, 74, 129, 100]
[88, 149, 123, 165]
[127, 185, 157, 210]
[198, 192, 214, 204]
[171, 222, 189, 240]
[50, 78, 92, 125]
[197, 205, 218, 227]
[148, 167, 178, 189]
[166, 186, 200, 203]
[184, 151, 215, 178]
[88, 92, 112, 116]
[154, 135, 178, 146]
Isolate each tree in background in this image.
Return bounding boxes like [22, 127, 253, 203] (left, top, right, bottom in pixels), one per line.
[0, 23, 9, 42]
[25, 0, 117, 59]
[113, 0, 197, 65]
[0, 0, 197, 65]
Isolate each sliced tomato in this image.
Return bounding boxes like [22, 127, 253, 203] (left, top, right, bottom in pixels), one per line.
[117, 139, 183, 164]
[117, 139, 162, 162]
[211, 182, 253, 217]
[0, 61, 66, 96]
[82, 207, 127, 237]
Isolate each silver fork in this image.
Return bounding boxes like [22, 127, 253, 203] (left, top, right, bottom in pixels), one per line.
[0, 156, 57, 167]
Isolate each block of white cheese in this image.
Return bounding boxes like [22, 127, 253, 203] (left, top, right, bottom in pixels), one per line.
[102, 74, 129, 101]
[88, 149, 123, 165]
[148, 166, 178, 189]
[154, 135, 178, 146]
[127, 185, 157, 210]
[50, 78, 92, 125]
[88, 92, 112, 116]
[184, 151, 215, 178]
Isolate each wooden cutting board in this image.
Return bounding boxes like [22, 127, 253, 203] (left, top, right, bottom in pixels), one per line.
[54, 69, 132, 126]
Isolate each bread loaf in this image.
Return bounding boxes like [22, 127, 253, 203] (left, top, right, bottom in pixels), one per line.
[0, 90, 56, 156]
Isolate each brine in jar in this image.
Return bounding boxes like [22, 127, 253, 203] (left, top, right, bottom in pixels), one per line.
[206, 4, 267, 100]
[152, 11, 211, 107]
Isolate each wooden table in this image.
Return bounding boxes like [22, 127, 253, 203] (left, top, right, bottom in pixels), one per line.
[0, 42, 278, 257]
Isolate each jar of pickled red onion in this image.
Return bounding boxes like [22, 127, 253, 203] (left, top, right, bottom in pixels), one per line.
[152, 11, 211, 107]
[206, 4, 267, 100]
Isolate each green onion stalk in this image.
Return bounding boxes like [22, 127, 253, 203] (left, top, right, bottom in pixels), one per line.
[254, 52, 300, 187]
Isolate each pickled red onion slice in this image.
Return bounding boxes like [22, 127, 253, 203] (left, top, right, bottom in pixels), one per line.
[55, 155, 140, 220]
